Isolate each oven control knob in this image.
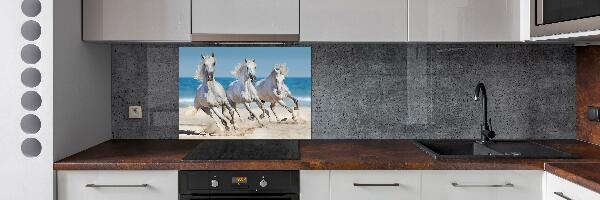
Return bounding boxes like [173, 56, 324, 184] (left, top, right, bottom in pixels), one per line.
[211, 180, 219, 188]
[259, 179, 268, 188]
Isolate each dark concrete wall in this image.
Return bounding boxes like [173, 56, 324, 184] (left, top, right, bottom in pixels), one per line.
[112, 43, 576, 139]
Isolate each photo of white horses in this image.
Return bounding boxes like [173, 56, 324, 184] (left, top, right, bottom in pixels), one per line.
[178, 47, 311, 139]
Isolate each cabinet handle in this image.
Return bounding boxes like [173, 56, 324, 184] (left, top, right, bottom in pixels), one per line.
[85, 184, 149, 188]
[451, 182, 514, 188]
[353, 183, 400, 187]
[553, 192, 573, 200]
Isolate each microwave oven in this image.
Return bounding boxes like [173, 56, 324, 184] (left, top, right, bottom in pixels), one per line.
[532, 0, 600, 37]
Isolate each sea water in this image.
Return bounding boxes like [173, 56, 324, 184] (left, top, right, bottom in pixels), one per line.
[179, 77, 311, 108]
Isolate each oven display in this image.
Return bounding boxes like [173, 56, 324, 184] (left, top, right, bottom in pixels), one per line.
[232, 176, 248, 185]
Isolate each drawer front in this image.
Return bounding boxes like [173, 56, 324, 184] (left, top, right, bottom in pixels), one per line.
[545, 173, 600, 200]
[57, 170, 178, 200]
[330, 170, 420, 200]
[422, 170, 543, 200]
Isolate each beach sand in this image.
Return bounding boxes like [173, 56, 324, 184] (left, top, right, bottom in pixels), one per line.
[178, 105, 311, 139]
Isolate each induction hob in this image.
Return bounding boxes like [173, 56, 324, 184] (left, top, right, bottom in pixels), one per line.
[183, 140, 300, 160]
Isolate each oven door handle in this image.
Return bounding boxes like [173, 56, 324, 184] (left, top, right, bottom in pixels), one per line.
[210, 194, 298, 199]
[181, 194, 298, 200]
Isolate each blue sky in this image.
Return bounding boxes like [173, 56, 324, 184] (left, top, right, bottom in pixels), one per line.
[179, 47, 311, 78]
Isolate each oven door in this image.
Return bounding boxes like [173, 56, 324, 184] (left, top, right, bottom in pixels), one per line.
[532, 0, 600, 37]
[180, 194, 299, 200]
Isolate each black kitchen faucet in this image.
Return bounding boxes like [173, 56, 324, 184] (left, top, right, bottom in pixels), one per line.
[474, 82, 495, 143]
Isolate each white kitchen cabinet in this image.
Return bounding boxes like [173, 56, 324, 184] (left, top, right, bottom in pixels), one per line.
[300, 0, 408, 42]
[301, 170, 331, 200]
[82, 0, 191, 41]
[421, 170, 543, 200]
[409, 0, 529, 42]
[57, 170, 178, 200]
[545, 172, 600, 200]
[330, 170, 420, 200]
[191, 0, 299, 41]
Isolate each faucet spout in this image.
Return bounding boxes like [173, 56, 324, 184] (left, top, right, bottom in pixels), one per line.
[474, 83, 495, 142]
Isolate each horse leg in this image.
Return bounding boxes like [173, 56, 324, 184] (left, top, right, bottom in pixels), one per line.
[269, 102, 280, 121]
[243, 102, 263, 127]
[276, 100, 297, 121]
[261, 100, 272, 121]
[210, 107, 230, 131]
[254, 99, 269, 119]
[287, 95, 300, 110]
[221, 106, 232, 121]
[222, 103, 237, 130]
[229, 101, 242, 119]
[227, 100, 242, 118]
[203, 107, 225, 132]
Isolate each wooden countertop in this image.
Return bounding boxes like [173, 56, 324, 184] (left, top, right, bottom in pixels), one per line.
[54, 139, 600, 194]
[545, 162, 600, 194]
[54, 139, 600, 170]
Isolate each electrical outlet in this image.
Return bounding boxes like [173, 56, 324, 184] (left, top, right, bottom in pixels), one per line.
[129, 106, 143, 119]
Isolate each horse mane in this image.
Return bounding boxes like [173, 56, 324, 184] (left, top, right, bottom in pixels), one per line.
[275, 64, 288, 76]
[231, 62, 246, 78]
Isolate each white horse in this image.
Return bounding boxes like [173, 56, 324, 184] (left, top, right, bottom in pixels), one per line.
[256, 64, 300, 121]
[226, 58, 268, 127]
[193, 53, 236, 131]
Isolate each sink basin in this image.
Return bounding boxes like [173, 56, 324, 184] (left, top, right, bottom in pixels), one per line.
[413, 140, 577, 160]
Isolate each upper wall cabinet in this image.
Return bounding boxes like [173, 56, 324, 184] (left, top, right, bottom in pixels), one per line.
[191, 0, 300, 42]
[300, 0, 408, 42]
[409, 0, 529, 42]
[83, 0, 191, 42]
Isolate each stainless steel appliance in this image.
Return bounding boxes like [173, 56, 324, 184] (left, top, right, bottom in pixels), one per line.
[532, 0, 600, 37]
[179, 171, 299, 200]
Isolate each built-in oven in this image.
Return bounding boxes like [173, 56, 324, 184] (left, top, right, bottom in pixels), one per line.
[532, 0, 600, 37]
[179, 171, 299, 200]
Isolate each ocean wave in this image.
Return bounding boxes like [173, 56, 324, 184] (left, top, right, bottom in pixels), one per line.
[179, 98, 194, 103]
[296, 96, 311, 102]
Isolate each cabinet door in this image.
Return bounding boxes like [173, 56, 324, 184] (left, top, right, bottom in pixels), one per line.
[82, 0, 191, 41]
[57, 170, 178, 200]
[191, 0, 299, 41]
[545, 172, 600, 200]
[421, 170, 543, 200]
[330, 170, 420, 200]
[300, 0, 408, 42]
[300, 171, 330, 200]
[409, 0, 529, 42]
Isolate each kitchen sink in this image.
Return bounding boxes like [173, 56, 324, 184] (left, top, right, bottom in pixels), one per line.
[413, 140, 577, 159]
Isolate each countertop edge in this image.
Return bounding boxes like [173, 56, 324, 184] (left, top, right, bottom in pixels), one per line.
[545, 162, 600, 194]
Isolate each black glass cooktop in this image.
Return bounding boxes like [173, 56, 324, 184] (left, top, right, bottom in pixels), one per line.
[183, 140, 299, 160]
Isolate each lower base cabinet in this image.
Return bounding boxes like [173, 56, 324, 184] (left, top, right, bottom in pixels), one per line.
[57, 170, 178, 200]
[421, 170, 543, 200]
[57, 170, 600, 200]
[300, 170, 546, 200]
[300, 171, 331, 200]
[330, 170, 421, 200]
[545, 172, 600, 200]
